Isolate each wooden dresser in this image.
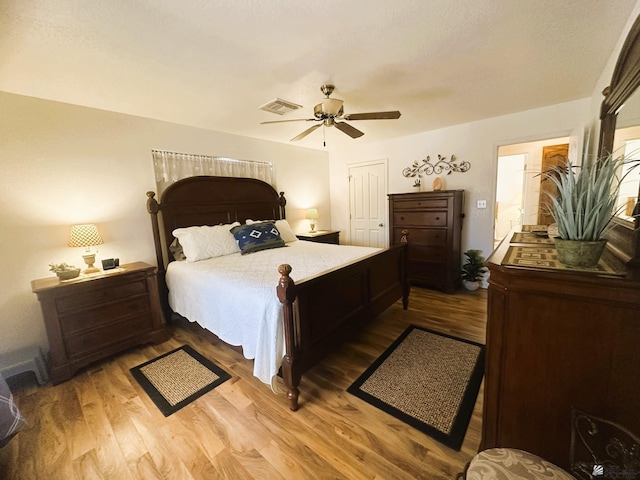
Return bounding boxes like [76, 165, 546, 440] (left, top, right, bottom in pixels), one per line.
[483, 233, 640, 471]
[388, 190, 464, 293]
[32, 261, 168, 384]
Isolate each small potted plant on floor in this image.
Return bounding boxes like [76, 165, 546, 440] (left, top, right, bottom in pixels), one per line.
[461, 249, 487, 291]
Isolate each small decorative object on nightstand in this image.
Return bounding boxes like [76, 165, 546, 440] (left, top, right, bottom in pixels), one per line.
[296, 230, 340, 245]
[31, 261, 168, 384]
[49, 262, 81, 280]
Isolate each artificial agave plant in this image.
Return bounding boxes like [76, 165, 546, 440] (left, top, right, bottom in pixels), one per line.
[543, 153, 639, 241]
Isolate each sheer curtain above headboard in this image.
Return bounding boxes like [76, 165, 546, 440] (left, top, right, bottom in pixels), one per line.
[152, 149, 274, 196]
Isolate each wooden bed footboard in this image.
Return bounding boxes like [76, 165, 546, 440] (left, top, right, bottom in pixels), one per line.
[277, 244, 409, 411]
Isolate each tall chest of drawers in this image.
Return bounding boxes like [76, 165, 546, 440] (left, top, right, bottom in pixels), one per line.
[388, 190, 464, 293]
[31, 261, 168, 384]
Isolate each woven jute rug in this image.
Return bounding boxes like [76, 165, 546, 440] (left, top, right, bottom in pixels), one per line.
[130, 345, 231, 416]
[347, 325, 485, 450]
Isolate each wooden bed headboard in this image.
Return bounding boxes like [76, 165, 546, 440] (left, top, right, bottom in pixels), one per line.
[146, 175, 287, 271]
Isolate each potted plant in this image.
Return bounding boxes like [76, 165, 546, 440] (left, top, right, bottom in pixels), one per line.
[542, 153, 639, 268]
[461, 249, 487, 291]
[49, 262, 80, 280]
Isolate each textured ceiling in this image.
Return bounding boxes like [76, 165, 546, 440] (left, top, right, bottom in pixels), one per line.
[0, 0, 636, 150]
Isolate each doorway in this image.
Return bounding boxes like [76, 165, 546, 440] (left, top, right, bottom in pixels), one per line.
[495, 136, 570, 245]
[348, 160, 388, 247]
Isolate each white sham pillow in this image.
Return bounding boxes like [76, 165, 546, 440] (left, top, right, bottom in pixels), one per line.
[246, 219, 298, 243]
[172, 222, 240, 262]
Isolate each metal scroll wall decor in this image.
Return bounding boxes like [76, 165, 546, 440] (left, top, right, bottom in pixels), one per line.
[402, 154, 471, 179]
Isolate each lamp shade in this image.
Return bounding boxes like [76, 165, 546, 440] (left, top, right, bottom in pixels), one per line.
[68, 224, 104, 248]
[306, 208, 319, 220]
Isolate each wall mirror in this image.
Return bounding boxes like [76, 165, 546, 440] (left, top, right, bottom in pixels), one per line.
[598, 13, 640, 267]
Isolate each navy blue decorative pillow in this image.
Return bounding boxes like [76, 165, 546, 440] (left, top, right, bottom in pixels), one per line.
[231, 221, 285, 255]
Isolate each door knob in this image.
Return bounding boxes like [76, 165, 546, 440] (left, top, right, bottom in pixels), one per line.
[379, 223, 384, 227]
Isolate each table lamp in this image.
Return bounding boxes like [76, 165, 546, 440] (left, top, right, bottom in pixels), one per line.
[306, 208, 318, 233]
[68, 224, 104, 273]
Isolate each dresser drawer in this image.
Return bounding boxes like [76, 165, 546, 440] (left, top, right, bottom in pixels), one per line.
[394, 228, 447, 246]
[59, 295, 150, 335]
[64, 313, 153, 358]
[55, 279, 148, 314]
[394, 198, 449, 210]
[394, 211, 447, 227]
[408, 261, 446, 283]
[408, 244, 447, 263]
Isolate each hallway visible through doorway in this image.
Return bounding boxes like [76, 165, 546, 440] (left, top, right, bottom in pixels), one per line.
[495, 136, 570, 246]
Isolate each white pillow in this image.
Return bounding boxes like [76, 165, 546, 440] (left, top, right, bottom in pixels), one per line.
[172, 222, 240, 262]
[246, 219, 298, 243]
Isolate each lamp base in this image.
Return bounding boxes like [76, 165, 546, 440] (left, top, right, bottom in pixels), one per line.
[82, 253, 100, 274]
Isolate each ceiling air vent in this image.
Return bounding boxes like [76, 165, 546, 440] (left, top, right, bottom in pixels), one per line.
[259, 98, 302, 115]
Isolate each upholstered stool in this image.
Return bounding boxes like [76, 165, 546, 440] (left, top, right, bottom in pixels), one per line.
[0, 345, 48, 386]
[466, 448, 575, 479]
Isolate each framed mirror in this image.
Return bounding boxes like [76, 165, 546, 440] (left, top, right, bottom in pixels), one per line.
[598, 13, 640, 268]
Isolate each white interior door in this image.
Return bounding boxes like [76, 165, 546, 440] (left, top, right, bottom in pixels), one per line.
[348, 161, 388, 247]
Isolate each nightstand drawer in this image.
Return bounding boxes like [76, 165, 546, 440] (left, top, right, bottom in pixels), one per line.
[394, 211, 447, 227]
[296, 230, 340, 244]
[59, 295, 150, 335]
[55, 279, 147, 314]
[64, 313, 153, 358]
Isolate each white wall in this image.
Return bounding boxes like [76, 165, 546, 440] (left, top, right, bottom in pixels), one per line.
[328, 99, 590, 259]
[0, 92, 329, 355]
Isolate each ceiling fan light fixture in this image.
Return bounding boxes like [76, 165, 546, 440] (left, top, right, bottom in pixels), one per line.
[314, 98, 344, 117]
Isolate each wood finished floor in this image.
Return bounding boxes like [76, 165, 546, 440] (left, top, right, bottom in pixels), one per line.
[0, 286, 487, 480]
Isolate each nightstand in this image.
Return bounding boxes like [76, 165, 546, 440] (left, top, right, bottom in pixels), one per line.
[296, 230, 340, 244]
[31, 261, 168, 384]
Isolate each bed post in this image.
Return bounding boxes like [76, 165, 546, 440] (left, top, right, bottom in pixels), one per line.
[400, 230, 410, 309]
[276, 263, 300, 411]
[146, 191, 170, 321]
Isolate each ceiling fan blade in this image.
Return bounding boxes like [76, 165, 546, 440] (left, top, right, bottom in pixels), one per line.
[334, 121, 364, 139]
[343, 111, 401, 121]
[291, 124, 322, 141]
[261, 118, 316, 124]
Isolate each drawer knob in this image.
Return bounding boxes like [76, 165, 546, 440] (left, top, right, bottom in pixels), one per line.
[435, 217, 440, 220]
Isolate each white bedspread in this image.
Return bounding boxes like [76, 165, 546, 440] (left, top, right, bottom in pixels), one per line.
[166, 241, 381, 385]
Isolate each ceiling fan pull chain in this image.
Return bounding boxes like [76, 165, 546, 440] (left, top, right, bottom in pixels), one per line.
[323, 125, 326, 147]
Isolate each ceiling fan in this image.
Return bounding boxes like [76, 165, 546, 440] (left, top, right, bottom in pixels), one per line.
[260, 84, 401, 144]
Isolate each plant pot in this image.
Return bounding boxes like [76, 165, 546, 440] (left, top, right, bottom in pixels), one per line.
[553, 238, 607, 268]
[462, 279, 481, 291]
